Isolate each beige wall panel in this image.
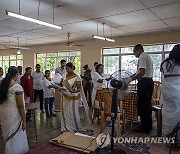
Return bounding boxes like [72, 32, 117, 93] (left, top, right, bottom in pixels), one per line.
[0, 31, 179, 73]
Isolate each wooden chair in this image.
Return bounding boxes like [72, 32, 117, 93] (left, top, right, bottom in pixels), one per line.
[92, 89, 104, 123]
[119, 92, 138, 132]
[151, 81, 162, 136]
[100, 88, 121, 136]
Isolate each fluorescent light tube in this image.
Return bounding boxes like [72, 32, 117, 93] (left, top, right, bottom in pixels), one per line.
[105, 38, 115, 42]
[92, 35, 115, 42]
[5, 10, 62, 30]
[93, 35, 106, 41]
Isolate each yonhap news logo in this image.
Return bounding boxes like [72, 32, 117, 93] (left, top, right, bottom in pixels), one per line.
[113, 137, 175, 144]
[96, 133, 110, 148]
[96, 132, 175, 146]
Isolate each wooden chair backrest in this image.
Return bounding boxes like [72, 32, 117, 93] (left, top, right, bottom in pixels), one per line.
[120, 92, 138, 121]
[152, 81, 161, 106]
[101, 88, 112, 115]
[96, 89, 104, 103]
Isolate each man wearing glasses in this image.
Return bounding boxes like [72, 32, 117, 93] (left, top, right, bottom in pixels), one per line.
[126, 44, 154, 134]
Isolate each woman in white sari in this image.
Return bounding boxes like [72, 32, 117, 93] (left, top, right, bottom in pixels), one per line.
[0, 66, 29, 154]
[60, 62, 91, 132]
[160, 44, 180, 138]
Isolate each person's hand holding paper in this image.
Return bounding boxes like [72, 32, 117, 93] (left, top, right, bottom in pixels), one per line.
[63, 79, 73, 92]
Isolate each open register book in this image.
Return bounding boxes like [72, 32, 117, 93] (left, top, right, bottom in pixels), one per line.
[49, 132, 98, 153]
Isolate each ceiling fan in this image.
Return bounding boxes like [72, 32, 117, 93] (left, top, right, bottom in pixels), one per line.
[0, 41, 30, 50]
[65, 33, 84, 47]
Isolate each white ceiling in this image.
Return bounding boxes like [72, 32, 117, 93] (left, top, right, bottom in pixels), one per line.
[0, 0, 180, 48]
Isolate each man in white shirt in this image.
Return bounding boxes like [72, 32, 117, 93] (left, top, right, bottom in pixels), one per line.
[0, 67, 3, 80]
[125, 44, 154, 134]
[17, 66, 23, 84]
[91, 62, 98, 80]
[32, 64, 44, 113]
[55, 59, 66, 76]
[54, 59, 66, 112]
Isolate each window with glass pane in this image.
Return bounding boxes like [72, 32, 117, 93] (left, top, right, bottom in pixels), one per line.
[121, 47, 133, 54]
[121, 55, 137, 74]
[3, 56, 9, 60]
[10, 55, 16, 60]
[17, 60, 23, 67]
[0, 55, 23, 75]
[102, 43, 180, 83]
[143, 45, 163, 52]
[70, 56, 81, 74]
[17, 55, 23, 59]
[103, 56, 119, 75]
[149, 54, 162, 81]
[10, 61, 17, 66]
[37, 58, 46, 73]
[47, 53, 57, 57]
[165, 53, 169, 59]
[70, 51, 81, 56]
[164, 44, 177, 51]
[46, 57, 57, 77]
[46, 57, 57, 72]
[3, 60, 9, 73]
[58, 52, 69, 57]
[37, 53, 46, 58]
[103, 48, 119, 55]
[36, 51, 81, 76]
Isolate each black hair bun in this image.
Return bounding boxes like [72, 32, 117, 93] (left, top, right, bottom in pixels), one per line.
[66, 62, 75, 70]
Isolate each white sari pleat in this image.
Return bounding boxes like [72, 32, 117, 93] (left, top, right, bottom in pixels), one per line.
[61, 75, 86, 132]
[61, 95, 82, 132]
[161, 63, 180, 138]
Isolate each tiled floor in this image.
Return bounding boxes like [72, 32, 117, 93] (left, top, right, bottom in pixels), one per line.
[0, 104, 89, 154]
[26, 111, 62, 149]
[0, 111, 62, 154]
[0, 107, 179, 154]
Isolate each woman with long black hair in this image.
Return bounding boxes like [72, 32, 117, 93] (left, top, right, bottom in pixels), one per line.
[0, 66, 29, 154]
[160, 44, 180, 139]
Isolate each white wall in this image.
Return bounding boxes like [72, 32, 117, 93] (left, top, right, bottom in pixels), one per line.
[0, 30, 180, 73]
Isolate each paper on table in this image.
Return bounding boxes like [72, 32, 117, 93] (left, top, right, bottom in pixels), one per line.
[74, 132, 95, 139]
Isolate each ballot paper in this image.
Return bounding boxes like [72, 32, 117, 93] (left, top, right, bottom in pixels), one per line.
[74, 132, 96, 139]
[51, 83, 67, 91]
